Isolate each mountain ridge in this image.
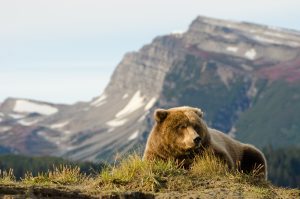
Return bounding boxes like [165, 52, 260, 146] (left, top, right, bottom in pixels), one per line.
[0, 15, 300, 162]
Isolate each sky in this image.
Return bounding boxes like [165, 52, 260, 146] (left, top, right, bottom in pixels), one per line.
[1, 0, 300, 104]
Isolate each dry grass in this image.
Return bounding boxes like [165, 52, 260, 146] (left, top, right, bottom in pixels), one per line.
[21, 165, 90, 186]
[0, 168, 15, 184]
[190, 150, 229, 178]
[1, 153, 299, 198]
[97, 154, 187, 192]
[94, 152, 269, 193]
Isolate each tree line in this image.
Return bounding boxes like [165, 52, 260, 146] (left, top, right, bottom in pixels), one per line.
[263, 146, 300, 188]
[0, 155, 104, 180]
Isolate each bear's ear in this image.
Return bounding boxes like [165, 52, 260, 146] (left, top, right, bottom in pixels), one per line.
[154, 109, 168, 123]
[193, 108, 204, 118]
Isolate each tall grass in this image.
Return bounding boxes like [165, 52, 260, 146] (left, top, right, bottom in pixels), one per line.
[22, 165, 89, 185]
[0, 152, 269, 194]
[97, 154, 187, 192]
[0, 168, 15, 184]
[190, 150, 229, 178]
[95, 152, 248, 192]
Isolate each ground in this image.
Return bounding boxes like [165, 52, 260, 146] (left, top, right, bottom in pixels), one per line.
[0, 154, 299, 199]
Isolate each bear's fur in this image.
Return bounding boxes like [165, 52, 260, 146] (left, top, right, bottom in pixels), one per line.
[143, 106, 267, 179]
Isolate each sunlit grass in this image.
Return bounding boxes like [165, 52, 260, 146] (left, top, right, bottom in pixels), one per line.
[0, 168, 15, 184]
[0, 152, 297, 198]
[94, 152, 269, 193]
[22, 165, 89, 185]
[190, 150, 229, 178]
[96, 154, 187, 192]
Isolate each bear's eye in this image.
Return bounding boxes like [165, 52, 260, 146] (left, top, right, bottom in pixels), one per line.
[178, 124, 187, 129]
[194, 125, 201, 133]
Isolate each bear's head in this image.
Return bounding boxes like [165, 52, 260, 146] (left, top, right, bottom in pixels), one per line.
[145, 106, 210, 161]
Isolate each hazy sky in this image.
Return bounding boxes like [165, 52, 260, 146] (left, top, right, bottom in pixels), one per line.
[1, 0, 300, 104]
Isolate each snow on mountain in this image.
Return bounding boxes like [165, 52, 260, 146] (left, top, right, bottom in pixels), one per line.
[244, 48, 257, 60]
[128, 130, 139, 141]
[0, 126, 11, 132]
[90, 94, 107, 107]
[50, 121, 69, 129]
[9, 113, 25, 119]
[106, 118, 128, 127]
[226, 46, 238, 53]
[116, 90, 145, 118]
[18, 119, 40, 126]
[13, 100, 58, 115]
[144, 97, 157, 111]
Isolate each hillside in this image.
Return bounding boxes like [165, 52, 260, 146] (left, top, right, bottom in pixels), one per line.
[0, 15, 299, 163]
[0, 154, 299, 199]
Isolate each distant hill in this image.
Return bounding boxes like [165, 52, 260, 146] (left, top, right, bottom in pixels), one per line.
[0, 15, 300, 164]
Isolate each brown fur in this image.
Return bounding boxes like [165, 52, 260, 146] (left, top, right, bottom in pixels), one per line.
[143, 106, 267, 179]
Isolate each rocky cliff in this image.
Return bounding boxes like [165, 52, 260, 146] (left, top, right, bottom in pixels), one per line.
[0, 16, 300, 161]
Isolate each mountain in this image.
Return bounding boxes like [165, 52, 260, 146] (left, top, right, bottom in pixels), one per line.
[0, 16, 300, 162]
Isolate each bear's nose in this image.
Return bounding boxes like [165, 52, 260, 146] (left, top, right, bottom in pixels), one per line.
[194, 137, 201, 145]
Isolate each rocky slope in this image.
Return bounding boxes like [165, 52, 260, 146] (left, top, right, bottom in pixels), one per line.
[0, 16, 300, 162]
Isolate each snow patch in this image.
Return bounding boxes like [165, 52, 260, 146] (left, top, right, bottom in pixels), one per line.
[18, 119, 39, 126]
[244, 49, 256, 60]
[37, 130, 70, 144]
[36, 131, 47, 137]
[116, 90, 145, 118]
[90, 94, 107, 107]
[50, 121, 69, 129]
[128, 130, 139, 141]
[263, 31, 287, 39]
[107, 128, 115, 133]
[0, 113, 4, 117]
[0, 126, 11, 132]
[122, 93, 129, 99]
[138, 114, 146, 122]
[64, 130, 71, 135]
[144, 97, 156, 111]
[9, 113, 25, 119]
[106, 118, 128, 127]
[254, 36, 281, 44]
[226, 46, 238, 53]
[138, 111, 149, 123]
[254, 36, 300, 47]
[14, 100, 58, 115]
[37, 131, 58, 143]
[240, 64, 253, 71]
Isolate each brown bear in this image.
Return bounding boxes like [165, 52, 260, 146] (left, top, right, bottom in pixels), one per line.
[143, 106, 267, 179]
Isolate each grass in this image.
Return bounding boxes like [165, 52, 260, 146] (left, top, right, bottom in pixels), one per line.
[0, 168, 15, 184]
[0, 152, 299, 198]
[21, 165, 90, 186]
